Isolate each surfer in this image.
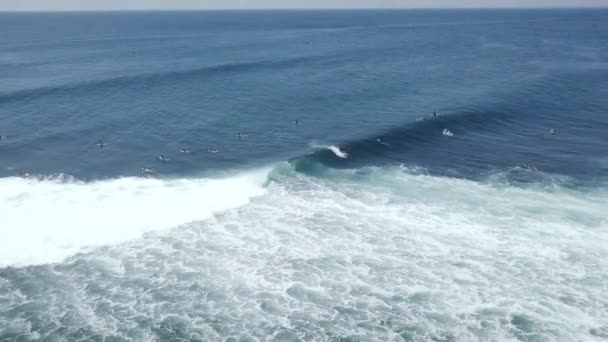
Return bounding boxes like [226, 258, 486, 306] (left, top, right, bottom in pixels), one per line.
[522, 163, 537, 170]
[433, 111, 437, 119]
[549, 128, 556, 135]
[96, 140, 106, 147]
[294, 119, 300, 125]
[376, 138, 389, 146]
[326, 145, 348, 159]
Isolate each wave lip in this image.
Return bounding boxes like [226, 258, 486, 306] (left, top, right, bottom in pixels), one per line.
[0, 168, 270, 267]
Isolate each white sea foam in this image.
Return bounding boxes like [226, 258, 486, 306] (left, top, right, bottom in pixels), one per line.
[0, 169, 269, 267]
[2, 166, 607, 341]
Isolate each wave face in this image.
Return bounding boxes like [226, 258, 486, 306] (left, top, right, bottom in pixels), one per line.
[292, 86, 607, 183]
[0, 170, 268, 266]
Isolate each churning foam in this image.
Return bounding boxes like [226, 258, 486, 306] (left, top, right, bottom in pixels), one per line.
[0, 169, 269, 267]
[1, 165, 607, 340]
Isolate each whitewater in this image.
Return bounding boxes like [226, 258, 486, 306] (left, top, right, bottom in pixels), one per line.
[1, 162, 607, 340]
[0, 170, 269, 267]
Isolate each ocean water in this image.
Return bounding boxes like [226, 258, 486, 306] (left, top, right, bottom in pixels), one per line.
[1, 9, 607, 341]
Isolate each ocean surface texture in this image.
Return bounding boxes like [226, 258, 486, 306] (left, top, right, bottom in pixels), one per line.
[1, 9, 607, 341]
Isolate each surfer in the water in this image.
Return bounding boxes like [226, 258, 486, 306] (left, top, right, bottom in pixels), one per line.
[376, 138, 388, 146]
[433, 111, 437, 119]
[326, 145, 348, 159]
[294, 119, 300, 125]
[522, 162, 537, 170]
[96, 140, 105, 147]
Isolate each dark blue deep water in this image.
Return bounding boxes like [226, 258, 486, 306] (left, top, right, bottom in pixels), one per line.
[1, 10, 607, 341]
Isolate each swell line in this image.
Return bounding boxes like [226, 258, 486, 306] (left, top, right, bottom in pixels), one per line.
[0, 55, 320, 104]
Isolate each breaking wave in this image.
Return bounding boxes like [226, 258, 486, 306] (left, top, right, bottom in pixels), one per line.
[1, 162, 606, 341]
[0, 169, 270, 267]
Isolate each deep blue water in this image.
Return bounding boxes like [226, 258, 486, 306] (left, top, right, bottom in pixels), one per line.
[1, 10, 607, 181]
[1, 10, 607, 342]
